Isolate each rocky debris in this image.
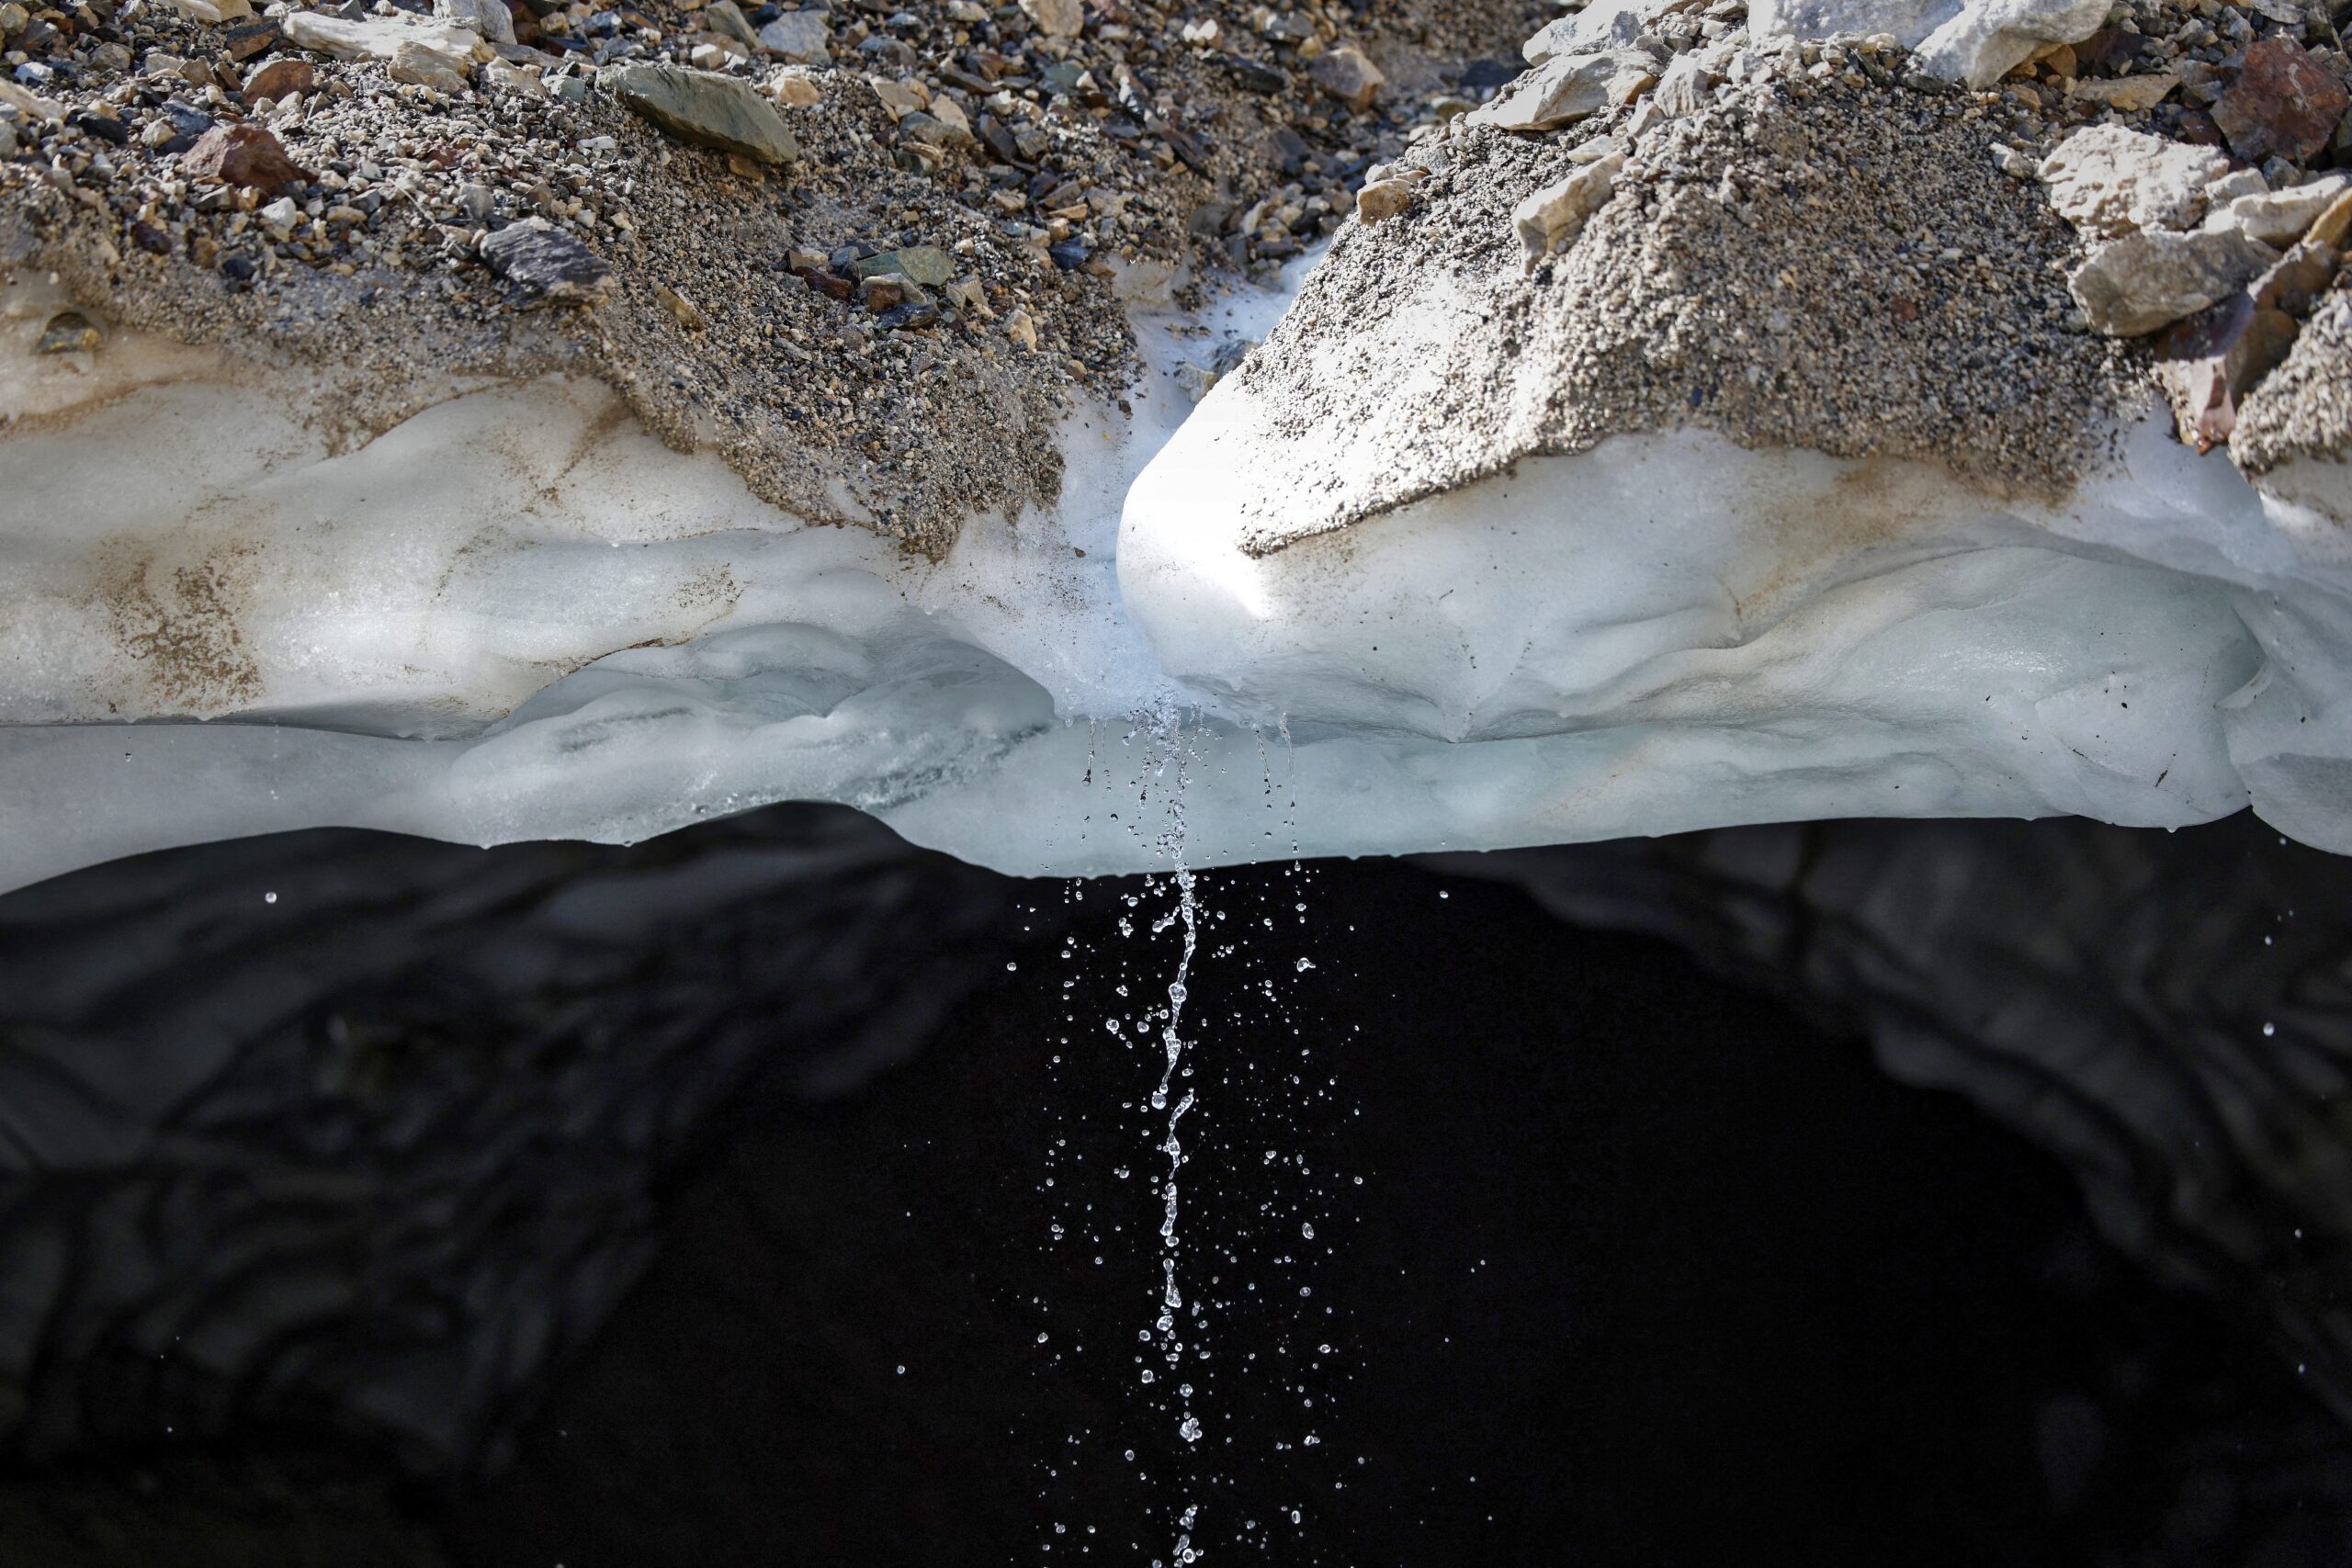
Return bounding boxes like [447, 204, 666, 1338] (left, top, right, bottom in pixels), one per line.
[180, 122, 312, 193]
[602, 62, 800, 165]
[756, 11, 829, 66]
[1751, 0, 2109, 89]
[0, 0, 1552, 554]
[1522, 0, 1698, 63]
[1467, 47, 1657, 131]
[2155, 235, 2337, 451]
[1247, 46, 2128, 554]
[1017, 0, 1084, 39]
[481, 220, 614, 305]
[1309, 45, 1386, 111]
[34, 309, 100, 353]
[2070, 226, 2279, 336]
[2038, 125, 2230, 240]
[434, 0, 514, 48]
[1510, 148, 1622, 268]
[2213, 37, 2348, 164]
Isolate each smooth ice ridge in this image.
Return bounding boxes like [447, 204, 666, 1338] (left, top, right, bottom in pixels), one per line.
[4, 260, 2352, 891]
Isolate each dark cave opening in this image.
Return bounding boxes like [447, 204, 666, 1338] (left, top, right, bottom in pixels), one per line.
[0, 814, 2346, 1565]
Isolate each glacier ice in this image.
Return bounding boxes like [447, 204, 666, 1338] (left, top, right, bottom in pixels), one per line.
[5, 254, 2352, 891]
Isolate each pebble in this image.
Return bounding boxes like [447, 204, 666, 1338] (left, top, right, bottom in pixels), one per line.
[34, 310, 101, 354]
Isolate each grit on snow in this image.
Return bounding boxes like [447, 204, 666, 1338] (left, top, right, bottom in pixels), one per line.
[6, 0, 2352, 887]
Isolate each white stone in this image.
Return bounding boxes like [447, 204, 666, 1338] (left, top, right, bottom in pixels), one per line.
[2038, 124, 2233, 241]
[1522, 0, 1700, 63]
[1466, 49, 1658, 132]
[2226, 177, 2352, 248]
[281, 12, 481, 70]
[1753, 0, 2108, 87]
[1511, 151, 1624, 266]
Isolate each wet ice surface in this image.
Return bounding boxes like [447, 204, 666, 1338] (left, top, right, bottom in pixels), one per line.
[6, 253, 2352, 893]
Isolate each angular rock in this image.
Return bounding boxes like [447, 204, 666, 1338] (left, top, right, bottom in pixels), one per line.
[280, 12, 479, 69]
[756, 10, 828, 64]
[2226, 177, 2352, 249]
[1466, 49, 1657, 132]
[1522, 0, 1699, 64]
[1355, 177, 1416, 223]
[34, 310, 101, 355]
[854, 245, 955, 287]
[390, 39, 469, 93]
[766, 67, 822, 106]
[1917, 0, 2106, 87]
[480, 220, 614, 306]
[2070, 227, 2279, 337]
[1752, 0, 2106, 88]
[433, 0, 514, 46]
[601, 62, 800, 165]
[1510, 150, 1623, 268]
[704, 0, 760, 51]
[2038, 124, 2230, 241]
[181, 121, 313, 192]
[241, 58, 314, 103]
[2213, 38, 2349, 166]
[2066, 73, 2177, 113]
[1749, 0, 1951, 41]
[1017, 0, 1081, 39]
[1307, 45, 1384, 112]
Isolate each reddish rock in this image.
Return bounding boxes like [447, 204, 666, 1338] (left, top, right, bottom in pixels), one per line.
[2213, 38, 2349, 164]
[180, 122, 312, 192]
[241, 58, 314, 103]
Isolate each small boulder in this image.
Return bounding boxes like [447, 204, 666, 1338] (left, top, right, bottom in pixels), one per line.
[481, 220, 613, 306]
[1356, 178, 1416, 224]
[1467, 49, 1655, 132]
[35, 310, 102, 355]
[2070, 227, 2280, 337]
[2213, 38, 2349, 166]
[181, 121, 313, 192]
[433, 0, 514, 46]
[2226, 177, 2352, 249]
[390, 39, 469, 93]
[1308, 45, 1384, 112]
[756, 9, 828, 64]
[2038, 124, 2231, 240]
[602, 62, 801, 165]
[240, 57, 314, 103]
